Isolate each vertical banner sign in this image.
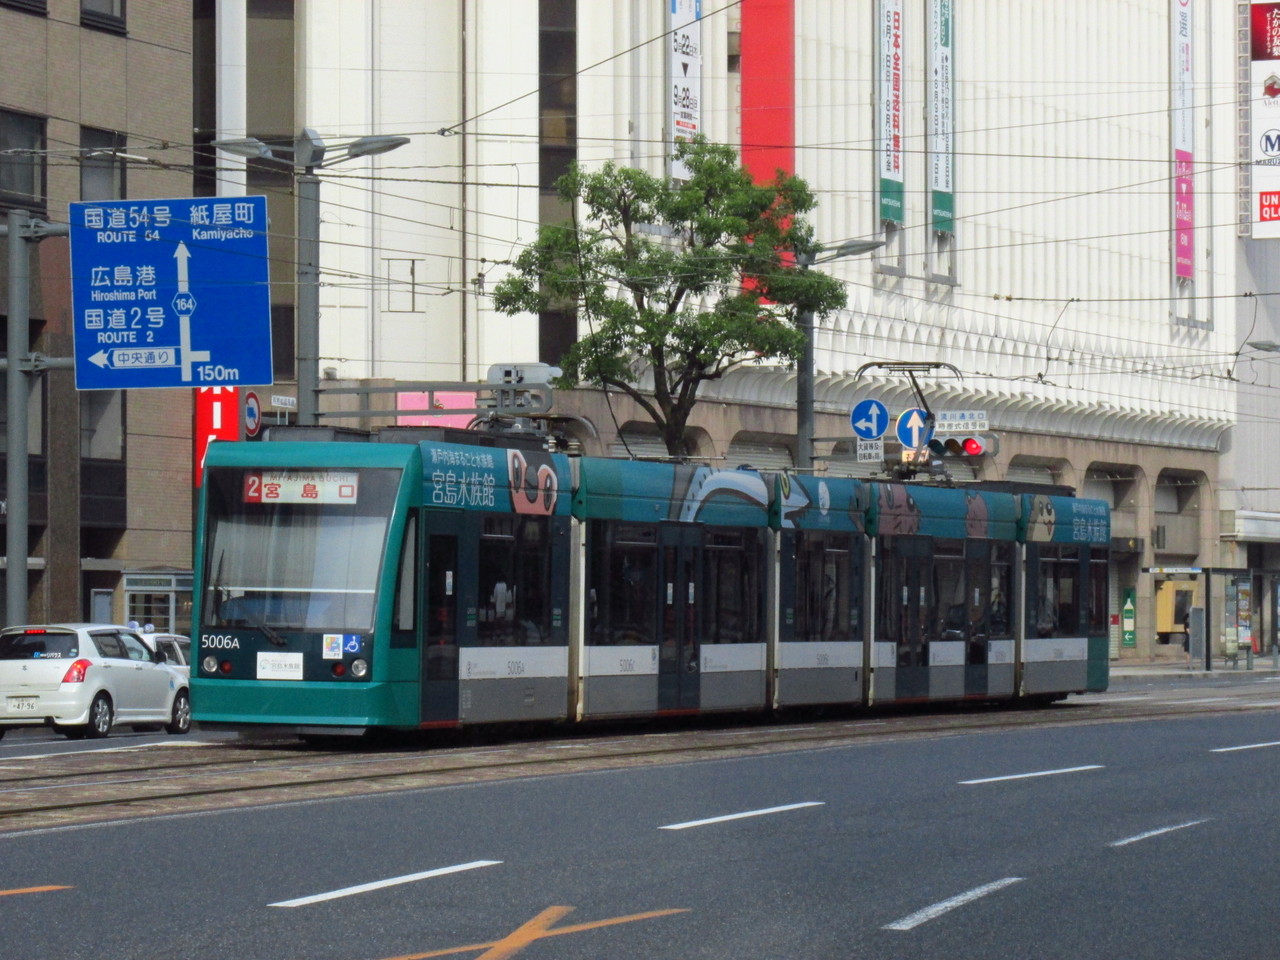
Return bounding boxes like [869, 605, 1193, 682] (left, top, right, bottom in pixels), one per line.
[878, 0, 905, 224]
[669, 0, 702, 180]
[928, 0, 954, 234]
[1250, 2, 1280, 238]
[1121, 588, 1136, 648]
[1172, 0, 1194, 277]
[194, 387, 240, 487]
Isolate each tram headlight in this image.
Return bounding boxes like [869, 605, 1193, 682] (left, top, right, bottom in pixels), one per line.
[202, 656, 219, 674]
[350, 658, 370, 679]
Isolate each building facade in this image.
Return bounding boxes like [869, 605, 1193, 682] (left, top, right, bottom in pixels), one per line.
[194, 1, 1280, 658]
[0, 0, 196, 630]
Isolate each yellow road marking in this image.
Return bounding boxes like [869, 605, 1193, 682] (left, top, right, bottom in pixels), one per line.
[0, 886, 72, 898]
[380, 905, 689, 960]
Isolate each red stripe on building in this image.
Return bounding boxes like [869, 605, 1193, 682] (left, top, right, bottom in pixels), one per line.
[740, 0, 795, 184]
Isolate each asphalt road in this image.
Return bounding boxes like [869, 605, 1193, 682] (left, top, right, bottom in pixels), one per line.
[2, 680, 1278, 959]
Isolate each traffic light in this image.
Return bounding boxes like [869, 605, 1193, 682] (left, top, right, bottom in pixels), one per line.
[927, 433, 999, 458]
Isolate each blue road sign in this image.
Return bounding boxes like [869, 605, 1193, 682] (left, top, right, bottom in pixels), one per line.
[850, 398, 889, 440]
[895, 407, 934, 448]
[68, 196, 273, 390]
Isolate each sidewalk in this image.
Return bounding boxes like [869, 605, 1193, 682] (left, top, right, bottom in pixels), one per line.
[1110, 651, 1280, 678]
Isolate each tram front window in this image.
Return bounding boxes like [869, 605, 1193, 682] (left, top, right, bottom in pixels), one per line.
[202, 467, 401, 632]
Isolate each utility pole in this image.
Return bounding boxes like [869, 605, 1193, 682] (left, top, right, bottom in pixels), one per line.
[1, 210, 72, 625]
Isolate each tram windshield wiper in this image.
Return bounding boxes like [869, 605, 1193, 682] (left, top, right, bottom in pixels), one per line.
[213, 551, 288, 648]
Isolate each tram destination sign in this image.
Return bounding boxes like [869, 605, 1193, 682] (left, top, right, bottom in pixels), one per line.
[68, 196, 273, 390]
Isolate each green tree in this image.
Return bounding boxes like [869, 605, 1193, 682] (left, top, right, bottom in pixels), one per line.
[492, 138, 846, 457]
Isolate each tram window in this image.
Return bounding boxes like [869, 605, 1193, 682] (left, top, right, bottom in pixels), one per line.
[932, 539, 965, 644]
[588, 521, 658, 645]
[1034, 546, 1080, 638]
[702, 529, 763, 644]
[876, 549, 905, 645]
[795, 531, 854, 642]
[1087, 553, 1109, 635]
[989, 543, 1013, 639]
[394, 512, 417, 632]
[478, 515, 552, 646]
[202, 467, 400, 632]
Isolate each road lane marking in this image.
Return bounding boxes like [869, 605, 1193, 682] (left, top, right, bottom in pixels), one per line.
[269, 861, 501, 907]
[1211, 740, 1280, 753]
[959, 765, 1102, 785]
[377, 905, 690, 960]
[1176, 697, 1235, 705]
[659, 801, 824, 831]
[0, 885, 72, 898]
[883, 878, 1024, 931]
[1109, 820, 1209, 847]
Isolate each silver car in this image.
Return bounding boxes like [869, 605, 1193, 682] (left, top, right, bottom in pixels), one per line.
[0, 624, 191, 740]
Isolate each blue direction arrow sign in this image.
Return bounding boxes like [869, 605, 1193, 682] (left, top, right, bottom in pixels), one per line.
[68, 196, 273, 390]
[850, 398, 889, 440]
[895, 407, 934, 448]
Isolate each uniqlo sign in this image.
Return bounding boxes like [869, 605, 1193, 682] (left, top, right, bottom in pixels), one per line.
[194, 387, 240, 487]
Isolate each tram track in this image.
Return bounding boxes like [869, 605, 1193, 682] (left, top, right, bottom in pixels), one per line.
[1, 692, 1276, 835]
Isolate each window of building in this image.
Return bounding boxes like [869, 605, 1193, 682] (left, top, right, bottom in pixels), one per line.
[0, 110, 46, 210]
[1, 0, 48, 14]
[80, 127, 126, 201]
[81, 0, 125, 32]
[80, 390, 124, 459]
[125, 573, 193, 635]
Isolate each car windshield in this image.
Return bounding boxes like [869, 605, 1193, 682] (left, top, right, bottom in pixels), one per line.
[0, 632, 80, 660]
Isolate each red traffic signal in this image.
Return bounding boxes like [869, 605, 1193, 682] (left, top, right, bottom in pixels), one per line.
[927, 434, 997, 458]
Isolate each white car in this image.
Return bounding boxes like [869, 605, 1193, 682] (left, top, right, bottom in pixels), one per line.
[142, 632, 191, 677]
[0, 624, 191, 740]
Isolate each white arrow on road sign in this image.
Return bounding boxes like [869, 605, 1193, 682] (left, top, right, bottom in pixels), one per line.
[895, 407, 934, 448]
[89, 348, 180, 369]
[851, 398, 889, 440]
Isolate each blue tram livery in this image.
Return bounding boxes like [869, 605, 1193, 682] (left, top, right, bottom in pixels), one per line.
[191, 435, 1110, 737]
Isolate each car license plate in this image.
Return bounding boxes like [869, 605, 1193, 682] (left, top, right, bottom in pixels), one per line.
[6, 696, 38, 712]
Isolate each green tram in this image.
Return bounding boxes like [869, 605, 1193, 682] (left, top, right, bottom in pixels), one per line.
[190, 434, 1110, 737]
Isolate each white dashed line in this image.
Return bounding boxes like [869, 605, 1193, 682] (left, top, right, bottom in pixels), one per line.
[883, 878, 1024, 931]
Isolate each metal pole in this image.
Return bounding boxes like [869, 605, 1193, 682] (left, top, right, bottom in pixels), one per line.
[296, 170, 320, 426]
[6, 210, 29, 625]
[1204, 570, 1213, 672]
[797, 301, 815, 471]
[796, 252, 815, 471]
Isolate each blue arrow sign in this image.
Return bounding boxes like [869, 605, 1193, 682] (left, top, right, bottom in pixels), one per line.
[69, 196, 273, 390]
[895, 407, 934, 448]
[850, 398, 889, 440]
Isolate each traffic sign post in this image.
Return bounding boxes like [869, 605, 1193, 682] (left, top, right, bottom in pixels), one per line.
[244, 390, 262, 438]
[850, 398, 889, 440]
[895, 407, 934, 450]
[68, 196, 273, 390]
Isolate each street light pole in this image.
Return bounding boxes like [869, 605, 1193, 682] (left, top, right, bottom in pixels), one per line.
[296, 170, 321, 425]
[212, 128, 409, 427]
[795, 239, 885, 470]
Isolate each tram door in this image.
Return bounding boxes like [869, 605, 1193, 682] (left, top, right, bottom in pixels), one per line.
[421, 512, 463, 724]
[657, 523, 702, 712]
[891, 538, 932, 700]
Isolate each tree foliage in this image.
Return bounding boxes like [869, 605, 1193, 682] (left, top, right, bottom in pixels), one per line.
[492, 138, 846, 456]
